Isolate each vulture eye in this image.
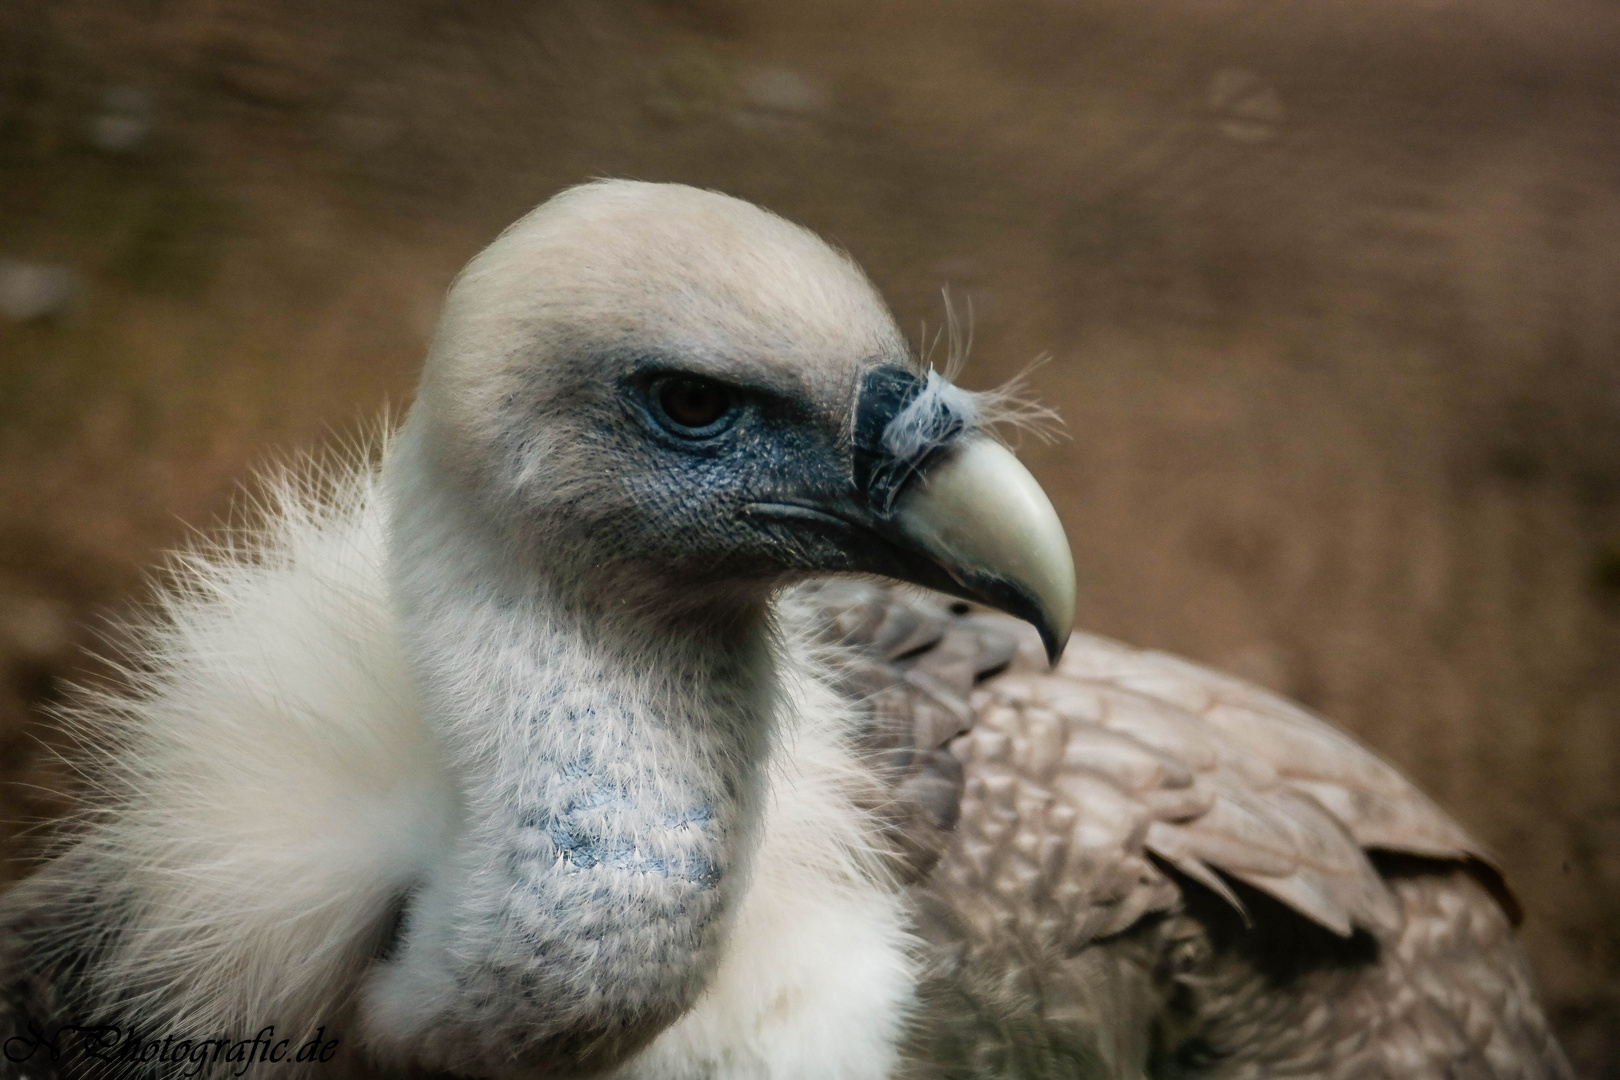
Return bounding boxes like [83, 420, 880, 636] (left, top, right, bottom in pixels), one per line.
[651, 376, 737, 437]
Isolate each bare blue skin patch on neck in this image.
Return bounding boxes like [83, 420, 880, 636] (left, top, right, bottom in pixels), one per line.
[517, 727, 722, 887]
[535, 786, 717, 884]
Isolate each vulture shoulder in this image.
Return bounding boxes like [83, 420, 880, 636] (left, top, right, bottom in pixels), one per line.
[804, 581, 1573, 1080]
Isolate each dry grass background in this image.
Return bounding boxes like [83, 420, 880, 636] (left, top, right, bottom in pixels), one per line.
[1, 0, 1617, 1073]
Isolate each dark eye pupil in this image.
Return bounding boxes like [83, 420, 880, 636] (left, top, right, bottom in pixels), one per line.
[660, 379, 730, 429]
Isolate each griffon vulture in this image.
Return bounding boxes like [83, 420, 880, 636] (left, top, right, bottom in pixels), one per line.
[0, 181, 1572, 1080]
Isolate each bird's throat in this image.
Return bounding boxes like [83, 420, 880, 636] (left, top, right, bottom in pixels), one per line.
[365, 445, 777, 1077]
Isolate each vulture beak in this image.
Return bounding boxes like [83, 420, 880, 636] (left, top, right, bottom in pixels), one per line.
[746, 366, 1075, 663]
[887, 435, 1076, 664]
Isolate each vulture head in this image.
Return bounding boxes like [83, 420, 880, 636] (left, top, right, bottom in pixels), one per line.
[360, 181, 1075, 1076]
[391, 180, 1073, 651]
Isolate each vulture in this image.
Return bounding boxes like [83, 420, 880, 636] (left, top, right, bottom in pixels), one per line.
[0, 180, 1573, 1080]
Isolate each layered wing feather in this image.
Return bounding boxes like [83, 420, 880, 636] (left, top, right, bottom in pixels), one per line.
[804, 580, 1571, 1080]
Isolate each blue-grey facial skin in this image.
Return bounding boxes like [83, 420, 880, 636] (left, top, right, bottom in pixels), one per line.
[475, 345, 937, 596]
[597, 359, 952, 598]
[563, 354, 1063, 653]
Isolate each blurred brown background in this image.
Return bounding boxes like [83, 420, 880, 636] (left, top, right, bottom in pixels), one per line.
[1, 0, 1617, 1073]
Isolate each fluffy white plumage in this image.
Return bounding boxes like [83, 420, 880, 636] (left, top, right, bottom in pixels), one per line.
[34, 458, 454, 1042]
[26, 447, 915, 1078]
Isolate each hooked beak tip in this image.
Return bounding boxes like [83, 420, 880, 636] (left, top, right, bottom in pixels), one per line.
[1040, 624, 1069, 667]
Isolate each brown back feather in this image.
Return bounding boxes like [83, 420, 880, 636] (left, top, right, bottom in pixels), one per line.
[802, 580, 1569, 1080]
